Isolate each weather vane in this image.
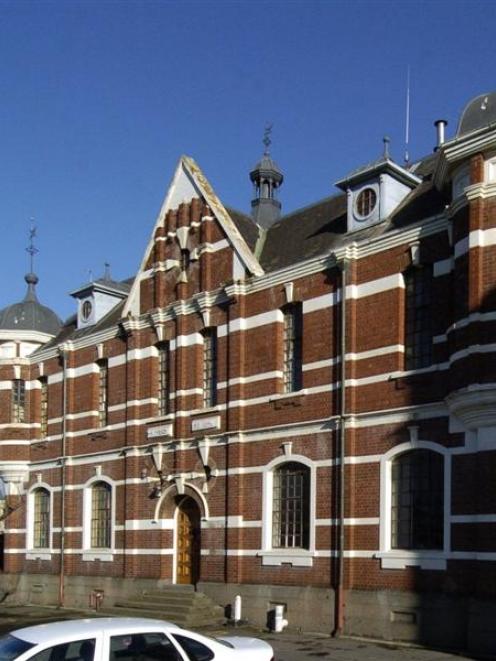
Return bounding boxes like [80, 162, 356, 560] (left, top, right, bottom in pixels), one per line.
[263, 123, 273, 155]
[26, 218, 39, 274]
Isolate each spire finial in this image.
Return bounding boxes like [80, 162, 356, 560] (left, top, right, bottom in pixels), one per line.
[263, 123, 273, 155]
[104, 262, 111, 281]
[26, 218, 39, 275]
[383, 135, 391, 159]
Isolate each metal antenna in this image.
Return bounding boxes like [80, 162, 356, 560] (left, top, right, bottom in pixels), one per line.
[383, 136, 391, 159]
[404, 66, 411, 166]
[26, 218, 39, 274]
[263, 123, 273, 155]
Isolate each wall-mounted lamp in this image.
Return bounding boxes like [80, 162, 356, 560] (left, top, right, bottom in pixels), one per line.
[150, 469, 167, 499]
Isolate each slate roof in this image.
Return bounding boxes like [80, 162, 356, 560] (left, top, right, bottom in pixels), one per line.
[226, 207, 260, 252]
[457, 92, 496, 137]
[0, 274, 61, 336]
[39, 151, 445, 347]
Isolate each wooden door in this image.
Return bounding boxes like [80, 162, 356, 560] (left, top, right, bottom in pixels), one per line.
[176, 497, 200, 584]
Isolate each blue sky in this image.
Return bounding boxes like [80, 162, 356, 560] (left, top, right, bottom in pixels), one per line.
[0, 0, 494, 320]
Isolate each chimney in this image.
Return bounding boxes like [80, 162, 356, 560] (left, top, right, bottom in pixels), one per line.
[434, 119, 448, 150]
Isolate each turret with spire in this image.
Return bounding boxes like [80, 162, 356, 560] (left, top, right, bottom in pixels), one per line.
[0, 223, 61, 339]
[250, 124, 284, 229]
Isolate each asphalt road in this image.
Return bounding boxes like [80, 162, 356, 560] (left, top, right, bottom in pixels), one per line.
[0, 606, 481, 661]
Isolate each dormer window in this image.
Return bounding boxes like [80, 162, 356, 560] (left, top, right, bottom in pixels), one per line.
[336, 146, 421, 234]
[355, 187, 377, 218]
[71, 274, 129, 329]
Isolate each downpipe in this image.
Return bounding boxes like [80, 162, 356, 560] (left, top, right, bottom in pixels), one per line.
[333, 258, 349, 637]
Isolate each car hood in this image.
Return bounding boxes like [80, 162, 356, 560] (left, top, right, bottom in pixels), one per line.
[217, 636, 273, 656]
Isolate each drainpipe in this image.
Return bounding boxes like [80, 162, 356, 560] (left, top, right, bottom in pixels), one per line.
[333, 258, 349, 637]
[58, 346, 68, 607]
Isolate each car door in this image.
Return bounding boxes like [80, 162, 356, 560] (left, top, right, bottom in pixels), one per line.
[20, 633, 104, 661]
[105, 631, 187, 661]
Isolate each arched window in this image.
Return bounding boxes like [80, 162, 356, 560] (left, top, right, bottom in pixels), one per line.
[272, 462, 310, 549]
[33, 488, 50, 549]
[91, 481, 111, 549]
[391, 449, 443, 550]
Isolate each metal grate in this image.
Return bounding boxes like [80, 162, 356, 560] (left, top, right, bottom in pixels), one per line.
[91, 482, 111, 548]
[391, 450, 443, 550]
[11, 380, 26, 423]
[33, 488, 50, 549]
[272, 462, 310, 549]
[283, 305, 303, 392]
[158, 343, 170, 416]
[39, 377, 48, 438]
[404, 266, 433, 370]
[98, 361, 108, 427]
[202, 329, 217, 408]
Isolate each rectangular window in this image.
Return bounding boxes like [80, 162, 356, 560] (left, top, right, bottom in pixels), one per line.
[97, 361, 108, 427]
[157, 343, 170, 416]
[404, 266, 433, 370]
[272, 462, 310, 549]
[283, 305, 303, 392]
[91, 482, 111, 548]
[202, 329, 217, 408]
[33, 489, 50, 549]
[391, 450, 443, 550]
[39, 378, 48, 438]
[11, 380, 26, 423]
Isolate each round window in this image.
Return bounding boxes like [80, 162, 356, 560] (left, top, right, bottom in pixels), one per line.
[82, 300, 93, 321]
[355, 187, 377, 218]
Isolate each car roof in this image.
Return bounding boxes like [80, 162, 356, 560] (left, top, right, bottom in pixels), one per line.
[12, 618, 180, 645]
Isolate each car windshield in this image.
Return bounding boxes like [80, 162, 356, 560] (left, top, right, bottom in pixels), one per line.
[0, 634, 35, 661]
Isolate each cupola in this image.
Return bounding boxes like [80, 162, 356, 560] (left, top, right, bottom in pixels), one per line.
[336, 137, 421, 233]
[250, 125, 284, 229]
[71, 265, 129, 329]
[0, 227, 61, 358]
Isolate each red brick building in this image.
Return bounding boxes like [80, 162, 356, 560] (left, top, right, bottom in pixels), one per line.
[1, 92, 496, 654]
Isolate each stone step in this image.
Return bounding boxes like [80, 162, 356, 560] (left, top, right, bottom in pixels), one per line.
[98, 587, 225, 629]
[139, 593, 199, 604]
[115, 600, 192, 615]
[99, 605, 224, 628]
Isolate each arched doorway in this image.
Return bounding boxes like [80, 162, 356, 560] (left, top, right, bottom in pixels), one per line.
[175, 496, 201, 585]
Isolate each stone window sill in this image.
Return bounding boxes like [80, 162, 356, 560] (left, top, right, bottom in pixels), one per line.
[26, 550, 52, 561]
[375, 550, 447, 570]
[270, 389, 307, 410]
[258, 549, 314, 567]
[82, 550, 114, 562]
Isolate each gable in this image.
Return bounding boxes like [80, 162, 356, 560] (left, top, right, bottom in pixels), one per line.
[124, 157, 263, 316]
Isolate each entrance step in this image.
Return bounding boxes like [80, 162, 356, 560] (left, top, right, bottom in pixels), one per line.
[97, 586, 225, 628]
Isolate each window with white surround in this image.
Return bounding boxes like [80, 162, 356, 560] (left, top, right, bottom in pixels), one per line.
[39, 377, 48, 438]
[261, 454, 316, 566]
[283, 304, 303, 392]
[26, 484, 52, 559]
[404, 266, 433, 370]
[157, 342, 170, 416]
[377, 440, 450, 570]
[11, 379, 26, 423]
[97, 360, 108, 427]
[82, 477, 115, 561]
[202, 329, 217, 408]
[485, 153, 496, 183]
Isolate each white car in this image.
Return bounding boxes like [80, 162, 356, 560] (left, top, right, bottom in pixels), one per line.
[0, 618, 274, 661]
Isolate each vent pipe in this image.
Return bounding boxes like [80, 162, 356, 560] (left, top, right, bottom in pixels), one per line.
[434, 119, 448, 149]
